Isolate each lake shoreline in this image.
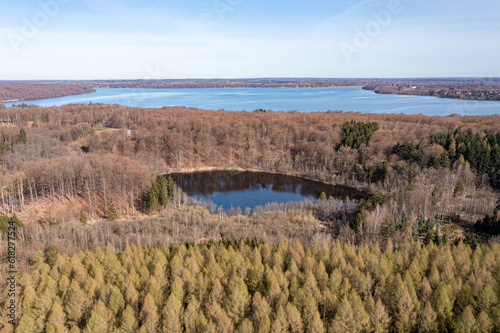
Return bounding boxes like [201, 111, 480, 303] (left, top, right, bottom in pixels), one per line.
[164, 166, 371, 197]
[5, 86, 499, 115]
[167, 167, 369, 210]
[1, 90, 96, 103]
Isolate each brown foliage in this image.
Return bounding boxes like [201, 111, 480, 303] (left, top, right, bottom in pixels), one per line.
[0, 83, 94, 102]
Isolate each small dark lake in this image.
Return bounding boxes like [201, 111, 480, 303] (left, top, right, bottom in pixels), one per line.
[169, 171, 367, 210]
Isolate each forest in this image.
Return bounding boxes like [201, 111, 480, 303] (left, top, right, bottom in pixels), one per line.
[0, 103, 497, 241]
[0, 101, 499, 331]
[0, 83, 95, 103]
[0, 239, 499, 332]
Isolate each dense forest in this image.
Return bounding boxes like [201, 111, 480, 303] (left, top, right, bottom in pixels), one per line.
[0, 83, 95, 103]
[0, 239, 499, 332]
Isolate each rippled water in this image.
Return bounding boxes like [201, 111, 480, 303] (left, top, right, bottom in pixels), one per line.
[5, 87, 500, 115]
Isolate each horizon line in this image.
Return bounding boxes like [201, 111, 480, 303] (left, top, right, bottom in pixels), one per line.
[0, 77, 499, 82]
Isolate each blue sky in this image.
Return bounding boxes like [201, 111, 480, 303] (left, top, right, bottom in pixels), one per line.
[0, 0, 499, 79]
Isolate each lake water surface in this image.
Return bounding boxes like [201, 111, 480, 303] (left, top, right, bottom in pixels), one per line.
[170, 171, 367, 211]
[5, 87, 499, 116]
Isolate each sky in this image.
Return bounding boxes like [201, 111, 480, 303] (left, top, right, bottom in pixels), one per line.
[0, 0, 499, 79]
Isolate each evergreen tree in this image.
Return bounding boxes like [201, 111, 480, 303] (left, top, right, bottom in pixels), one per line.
[238, 318, 254, 333]
[419, 301, 437, 332]
[157, 176, 172, 208]
[108, 285, 125, 317]
[79, 210, 87, 225]
[456, 305, 476, 333]
[146, 181, 159, 214]
[257, 315, 271, 333]
[453, 180, 464, 197]
[19, 128, 28, 144]
[45, 297, 67, 333]
[351, 212, 363, 232]
[412, 219, 418, 241]
[162, 309, 182, 333]
[330, 296, 355, 333]
[433, 283, 453, 326]
[476, 311, 494, 333]
[16, 314, 38, 333]
[477, 283, 498, 312]
[395, 287, 414, 332]
[368, 297, 390, 333]
[308, 310, 325, 333]
[440, 151, 450, 167]
[252, 292, 271, 328]
[349, 289, 370, 331]
[285, 303, 303, 333]
[271, 306, 288, 333]
[435, 221, 441, 245]
[64, 280, 86, 325]
[83, 300, 110, 333]
[183, 298, 199, 333]
[139, 293, 159, 333]
[119, 305, 138, 333]
[107, 199, 118, 220]
[225, 277, 250, 323]
[124, 281, 139, 311]
[208, 302, 233, 333]
[195, 311, 209, 332]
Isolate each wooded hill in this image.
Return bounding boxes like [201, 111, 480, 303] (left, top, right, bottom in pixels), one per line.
[0, 103, 498, 244]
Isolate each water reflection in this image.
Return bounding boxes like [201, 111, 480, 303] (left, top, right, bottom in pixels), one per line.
[169, 171, 367, 210]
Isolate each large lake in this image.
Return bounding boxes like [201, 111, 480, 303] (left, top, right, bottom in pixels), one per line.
[5, 87, 499, 116]
[170, 171, 367, 211]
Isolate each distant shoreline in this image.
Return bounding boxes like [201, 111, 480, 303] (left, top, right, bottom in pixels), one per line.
[1, 90, 96, 103]
[2, 77, 500, 103]
[79, 77, 500, 102]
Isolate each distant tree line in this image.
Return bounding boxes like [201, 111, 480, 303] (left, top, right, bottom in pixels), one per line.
[0, 83, 94, 102]
[363, 78, 500, 101]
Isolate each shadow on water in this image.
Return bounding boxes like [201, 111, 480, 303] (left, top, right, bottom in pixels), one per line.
[169, 171, 368, 210]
